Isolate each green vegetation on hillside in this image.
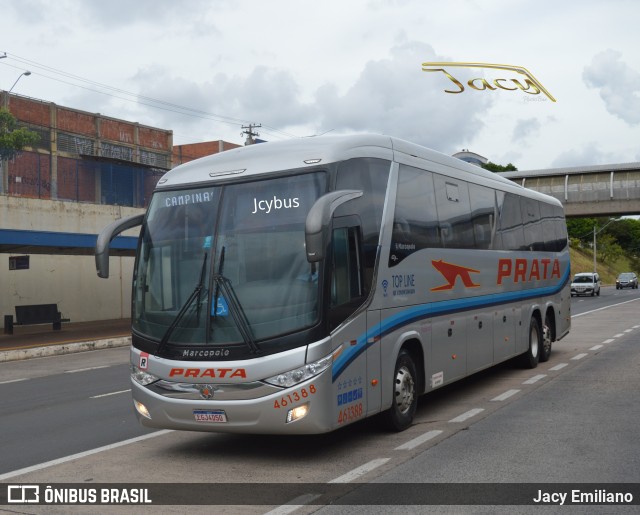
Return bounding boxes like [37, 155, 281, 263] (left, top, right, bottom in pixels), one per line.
[568, 217, 640, 285]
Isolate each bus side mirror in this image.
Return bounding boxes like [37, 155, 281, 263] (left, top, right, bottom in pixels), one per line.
[95, 213, 144, 278]
[305, 190, 362, 262]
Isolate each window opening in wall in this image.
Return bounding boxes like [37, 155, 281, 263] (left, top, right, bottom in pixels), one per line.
[9, 255, 30, 270]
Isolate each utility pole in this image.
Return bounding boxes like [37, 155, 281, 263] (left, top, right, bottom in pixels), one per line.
[593, 225, 597, 273]
[241, 123, 261, 145]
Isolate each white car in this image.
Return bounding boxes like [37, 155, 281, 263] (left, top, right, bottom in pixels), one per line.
[571, 272, 601, 297]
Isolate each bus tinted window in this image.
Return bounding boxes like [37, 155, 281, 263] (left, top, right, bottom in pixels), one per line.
[335, 158, 390, 291]
[468, 183, 496, 250]
[546, 203, 568, 252]
[433, 174, 473, 249]
[389, 165, 440, 266]
[522, 197, 544, 251]
[497, 192, 526, 250]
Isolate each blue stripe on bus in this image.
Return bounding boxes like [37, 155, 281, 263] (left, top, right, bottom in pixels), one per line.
[331, 266, 571, 382]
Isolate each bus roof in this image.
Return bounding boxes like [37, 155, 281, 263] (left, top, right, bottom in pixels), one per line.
[157, 134, 561, 206]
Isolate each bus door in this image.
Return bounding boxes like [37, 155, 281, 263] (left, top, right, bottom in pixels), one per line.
[329, 219, 371, 423]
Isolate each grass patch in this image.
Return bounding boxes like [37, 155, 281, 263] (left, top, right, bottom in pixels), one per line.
[569, 246, 638, 285]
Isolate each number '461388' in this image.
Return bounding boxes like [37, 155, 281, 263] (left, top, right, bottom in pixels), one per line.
[273, 384, 317, 409]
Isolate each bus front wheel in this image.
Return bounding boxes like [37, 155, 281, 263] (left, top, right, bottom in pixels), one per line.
[385, 349, 418, 431]
[520, 316, 541, 369]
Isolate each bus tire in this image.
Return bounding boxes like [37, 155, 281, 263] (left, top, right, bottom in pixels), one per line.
[540, 313, 553, 363]
[385, 349, 418, 432]
[519, 316, 541, 369]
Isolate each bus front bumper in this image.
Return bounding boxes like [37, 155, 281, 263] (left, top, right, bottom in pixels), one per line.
[131, 371, 335, 435]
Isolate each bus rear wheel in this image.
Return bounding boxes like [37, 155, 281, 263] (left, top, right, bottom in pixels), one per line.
[384, 349, 418, 431]
[520, 316, 541, 369]
[539, 314, 553, 363]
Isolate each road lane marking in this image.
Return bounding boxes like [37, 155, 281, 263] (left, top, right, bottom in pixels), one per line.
[395, 430, 443, 451]
[328, 458, 390, 483]
[572, 297, 640, 318]
[263, 494, 321, 515]
[449, 408, 484, 423]
[613, 334, 625, 338]
[523, 374, 546, 385]
[491, 389, 520, 402]
[571, 353, 588, 360]
[0, 378, 27, 385]
[90, 389, 131, 399]
[0, 430, 173, 481]
[65, 365, 110, 374]
[602, 339, 615, 344]
[624, 329, 633, 333]
[549, 363, 568, 371]
[590, 345, 604, 351]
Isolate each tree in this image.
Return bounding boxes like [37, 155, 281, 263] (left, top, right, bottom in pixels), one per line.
[481, 161, 518, 173]
[597, 233, 624, 264]
[566, 218, 598, 243]
[0, 108, 40, 160]
[604, 218, 640, 255]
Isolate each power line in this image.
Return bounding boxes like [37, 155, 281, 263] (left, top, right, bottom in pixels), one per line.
[1, 52, 298, 140]
[571, 218, 619, 240]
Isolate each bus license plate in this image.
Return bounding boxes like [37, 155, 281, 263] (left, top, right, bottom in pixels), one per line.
[193, 409, 227, 423]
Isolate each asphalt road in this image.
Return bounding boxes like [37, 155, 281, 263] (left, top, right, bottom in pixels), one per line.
[1, 285, 639, 513]
[0, 354, 154, 475]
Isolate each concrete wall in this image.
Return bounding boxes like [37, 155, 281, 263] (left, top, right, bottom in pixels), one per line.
[1, 195, 144, 325]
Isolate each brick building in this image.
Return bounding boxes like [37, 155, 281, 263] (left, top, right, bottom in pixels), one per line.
[1, 91, 247, 327]
[1, 91, 173, 207]
[172, 139, 241, 166]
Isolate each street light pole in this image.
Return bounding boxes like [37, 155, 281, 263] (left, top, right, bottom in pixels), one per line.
[593, 225, 597, 273]
[8, 71, 31, 93]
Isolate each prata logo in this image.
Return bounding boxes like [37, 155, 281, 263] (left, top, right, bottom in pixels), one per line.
[431, 259, 480, 291]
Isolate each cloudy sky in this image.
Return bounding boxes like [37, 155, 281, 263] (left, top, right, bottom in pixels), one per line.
[1, 0, 639, 170]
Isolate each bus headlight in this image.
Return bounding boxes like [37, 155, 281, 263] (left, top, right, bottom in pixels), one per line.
[287, 403, 310, 423]
[131, 364, 159, 386]
[264, 352, 333, 388]
[134, 400, 152, 419]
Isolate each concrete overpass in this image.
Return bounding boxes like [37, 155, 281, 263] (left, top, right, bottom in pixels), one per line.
[500, 162, 640, 217]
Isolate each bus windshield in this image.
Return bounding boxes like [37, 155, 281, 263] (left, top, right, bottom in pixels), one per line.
[132, 171, 326, 350]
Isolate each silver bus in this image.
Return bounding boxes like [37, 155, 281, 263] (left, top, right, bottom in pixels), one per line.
[96, 134, 571, 434]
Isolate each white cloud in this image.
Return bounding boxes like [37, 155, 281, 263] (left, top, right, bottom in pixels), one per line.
[583, 49, 640, 125]
[512, 118, 541, 143]
[551, 143, 618, 168]
[315, 41, 494, 154]
[2, 1, 640, 169]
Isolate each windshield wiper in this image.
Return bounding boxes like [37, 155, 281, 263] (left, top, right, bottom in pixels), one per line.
[212, 274, 260, 355]
[156, 253, 208, 355]
[212, 246, 260, 355]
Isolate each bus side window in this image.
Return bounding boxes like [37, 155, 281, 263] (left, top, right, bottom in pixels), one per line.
[497, 192, 526, 250]
[389, 165, 439, 266]
[433, 175, 473, 249]
[469, 183, 497, 250]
